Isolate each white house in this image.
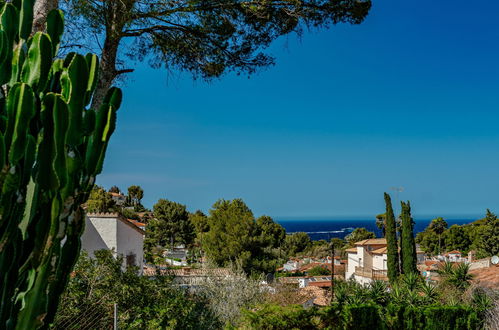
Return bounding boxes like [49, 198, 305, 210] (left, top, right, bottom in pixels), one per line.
[345, 238, 425, 285]
[81, 212, 145, 273]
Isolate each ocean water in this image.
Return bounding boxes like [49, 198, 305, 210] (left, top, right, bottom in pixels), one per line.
[275, 218, 474, 241]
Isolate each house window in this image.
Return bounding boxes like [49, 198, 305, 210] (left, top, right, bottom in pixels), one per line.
[126, 253, 136, 267]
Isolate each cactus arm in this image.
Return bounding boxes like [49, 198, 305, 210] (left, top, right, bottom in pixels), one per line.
[21, 32, 52, 93]
[0, 2, 123, 328]
[45, 9, 63, 57]
[18, 0, 33, 40]
[5, 83, 35, 165]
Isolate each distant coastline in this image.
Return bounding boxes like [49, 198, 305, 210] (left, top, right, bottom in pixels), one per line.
[275, 218, 474, 240]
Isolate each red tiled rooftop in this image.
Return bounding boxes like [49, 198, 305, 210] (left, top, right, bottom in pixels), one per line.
[470, 265, 499, 289]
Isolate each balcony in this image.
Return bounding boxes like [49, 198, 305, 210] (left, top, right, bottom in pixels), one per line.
[354, 267, 388, 281]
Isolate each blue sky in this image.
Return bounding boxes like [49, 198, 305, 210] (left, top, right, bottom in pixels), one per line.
[97, 0, 499, 218]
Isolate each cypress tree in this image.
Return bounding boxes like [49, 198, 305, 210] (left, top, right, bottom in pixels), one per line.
[384, 193, 399, 283]
[400, 201, 418, 274]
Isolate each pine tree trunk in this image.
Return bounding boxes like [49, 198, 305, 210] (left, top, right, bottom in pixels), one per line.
[91, 36, 120, 110]
[32, 0, 59, 33]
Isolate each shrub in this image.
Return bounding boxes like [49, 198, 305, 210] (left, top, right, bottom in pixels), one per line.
[240, 304, 317, 330]
[342, 304, 383, 330]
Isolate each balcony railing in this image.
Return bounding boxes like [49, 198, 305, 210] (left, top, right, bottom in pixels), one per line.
[354, 267, 388, 281]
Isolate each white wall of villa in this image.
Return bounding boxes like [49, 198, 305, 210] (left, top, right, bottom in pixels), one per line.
[345, 238, 425, 285]
[81, 212, 145, 273]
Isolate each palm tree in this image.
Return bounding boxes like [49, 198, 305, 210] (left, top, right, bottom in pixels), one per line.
[401, 272, 421, 292]
[436, 261, 454, 277]
[376, 213, 386, 237]
[448, 263, 474, 290]
[419, 281, 439, 305]
[437, 261, 474, 290]
[368, 280, 388, 306]
[429, 217, 448, 255]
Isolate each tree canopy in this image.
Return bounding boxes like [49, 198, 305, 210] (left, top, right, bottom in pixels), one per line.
[345, 227, 375, 246]
[145, 199, 195, 260]
[284, 232, 312, 256]
[416, 209, 499, 258]
[203, 199, 286, 274]
[60, 0, 372, 107]
[85, 186, 116, 213]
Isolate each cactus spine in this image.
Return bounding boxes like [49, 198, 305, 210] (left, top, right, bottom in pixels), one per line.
[0, 1, 122, 328]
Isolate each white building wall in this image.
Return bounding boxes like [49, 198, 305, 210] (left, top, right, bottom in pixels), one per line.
[81, 213, 144, 274]
[117, 219, 144, 273]
[354, 275, 372, 286]
[81, 215, 118, 257]
[357, 246, 365, 267]
[346, 252, 358, 280]
[372, 254, 386, 271]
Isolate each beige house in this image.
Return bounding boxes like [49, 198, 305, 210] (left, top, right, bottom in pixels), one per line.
[345, 238, 425, 285]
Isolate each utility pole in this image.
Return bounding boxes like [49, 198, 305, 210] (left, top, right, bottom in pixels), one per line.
[113, 303, 117, 330]
[330, 242, 334, 298]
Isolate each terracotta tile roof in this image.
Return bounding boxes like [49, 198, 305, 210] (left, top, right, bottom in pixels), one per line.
[143, 266, 232, 277]
[470, 265, 499, 289]
[299, 263, 345, 275]
[354, 238, 387, 246]
[447, 250, 461, 254]
[345, 247, 357, 253]
[308, 281, 332, 288]
[372, 247, 388, 254]
[127, 219, 146, 229]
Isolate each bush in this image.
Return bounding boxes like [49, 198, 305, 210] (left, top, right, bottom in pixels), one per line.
[342, 304, 383, 330]
[54, 250, 221, 329]
[307, 266, 331, 276]
[240, 304, 317, 329]
[423, 306, 480, 330]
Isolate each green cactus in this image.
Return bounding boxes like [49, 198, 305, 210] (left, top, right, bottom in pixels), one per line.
[0, 1, 122, 329]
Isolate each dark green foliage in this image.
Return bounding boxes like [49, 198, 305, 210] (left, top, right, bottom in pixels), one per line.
[384, 193, 399, 283]
[423, 306, 480, 330]
[345, 227, 375, 246]
[203, 199, 286, 274]
[239, 304, 317, 330]
[0, 2, 122, 328]
[473, 209, 499, 258]
[108, 185, 120, 193]
[400, 201, 417, 275]
[342, 304, 383, 330]
[284, 232, 312, 255]
[54, 251, 221, 329]
[415, 227, 441, 255]
[85, 185, 116, 212]
[145, 199, 195, 260]
[190, 210, 210, 234]
[443, 225, 470, 253]
[307, 266, 330, 276]
[240, 288, 484, 330]
[437, 262, 474, 291]
[63, 0, 371, 86]
[126, 184, 145, 211]
[376, 213, 386, 237]
[119, 207, 140, 220]
[428, 217, 448, 255]
[416, 210, 499, 258]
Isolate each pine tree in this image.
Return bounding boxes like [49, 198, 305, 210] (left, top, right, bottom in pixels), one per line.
[384, 193, 400, 283]
[400, 201, 418, 275]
